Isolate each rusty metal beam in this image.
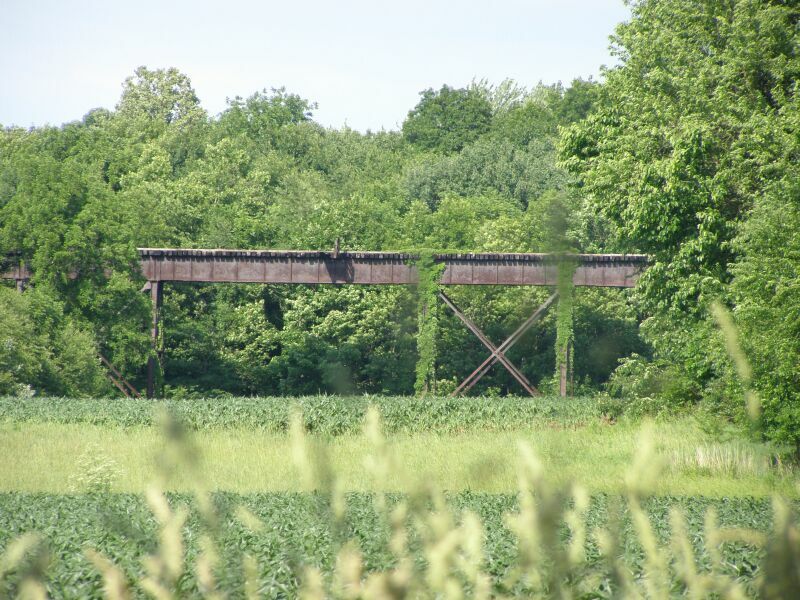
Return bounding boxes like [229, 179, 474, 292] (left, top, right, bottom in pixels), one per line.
[100, 355, 141, 399]
[138, 249, 647, 287]
[2, 250, 649, 288]
[439, 291, 538, 396]
[451, 293, 558, 397]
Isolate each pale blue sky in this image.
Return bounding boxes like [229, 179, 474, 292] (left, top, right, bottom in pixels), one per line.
[1, 0, 630, 132]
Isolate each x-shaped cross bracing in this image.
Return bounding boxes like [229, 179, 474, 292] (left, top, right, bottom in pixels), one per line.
[438, 291, 558, 397]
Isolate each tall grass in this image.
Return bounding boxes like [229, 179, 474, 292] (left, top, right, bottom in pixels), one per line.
[668, 441, 783, 478]
[1, 418, 795, 496]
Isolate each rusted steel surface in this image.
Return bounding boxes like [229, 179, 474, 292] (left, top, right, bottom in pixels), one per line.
[138, 249, 648, 287]
[100, 355, 141, 399]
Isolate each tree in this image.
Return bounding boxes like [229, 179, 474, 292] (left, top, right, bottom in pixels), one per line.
[559, 0, 800, 427]
[0, 66, 650, 398]
[731, 176, 800, 449]
[469, 78, 529, 114]
[553, 78, 601, 124]
[402, 85, 492, 153]
[560, 0, 799, 316]
[403, 137, 567, 209]
[117, 66, 202, 126]
[218, 88, 315, 146]
[0, 286, 108, 396]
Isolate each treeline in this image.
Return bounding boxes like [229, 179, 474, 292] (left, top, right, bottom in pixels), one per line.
[1, 1, 798, 444]
[0, 71, 626, 398]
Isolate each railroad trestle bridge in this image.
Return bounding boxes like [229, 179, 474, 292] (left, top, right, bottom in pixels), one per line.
[4, 248, 648, 398]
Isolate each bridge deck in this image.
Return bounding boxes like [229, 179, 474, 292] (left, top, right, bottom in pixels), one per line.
[138, 248, 648, 287]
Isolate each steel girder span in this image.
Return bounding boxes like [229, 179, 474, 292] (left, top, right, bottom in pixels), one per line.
[138, 248, 648, 399]
[3, 249, 648, 398]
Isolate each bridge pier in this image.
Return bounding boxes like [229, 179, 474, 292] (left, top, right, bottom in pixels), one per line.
[559, 342, 572, 398]
[146, 281, 163, 398]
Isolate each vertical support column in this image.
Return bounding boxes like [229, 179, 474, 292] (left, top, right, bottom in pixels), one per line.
[555, 261, 575, 399]
[12, 261, 28, 292]
[146, 280, 163, 398]
[569, 340, 574, 398]
[418, 300, 431, 395]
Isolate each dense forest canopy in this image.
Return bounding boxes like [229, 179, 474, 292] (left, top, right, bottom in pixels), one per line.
[1, 1, 798, 445]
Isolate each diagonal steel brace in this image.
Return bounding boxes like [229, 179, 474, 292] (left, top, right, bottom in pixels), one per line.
[440, 292, 558, 397]
[438, 291, 537, 396]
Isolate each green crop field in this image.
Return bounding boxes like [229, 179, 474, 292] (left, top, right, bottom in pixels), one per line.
[1, 395, 798, 598]
[0, 492, 781, 598]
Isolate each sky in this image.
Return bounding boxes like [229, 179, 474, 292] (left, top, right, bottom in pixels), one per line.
[1, 0, 630, 132]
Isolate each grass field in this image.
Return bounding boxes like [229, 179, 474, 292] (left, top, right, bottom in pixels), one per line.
[0, 418, 795, 496]
[1, 395, 798, 598]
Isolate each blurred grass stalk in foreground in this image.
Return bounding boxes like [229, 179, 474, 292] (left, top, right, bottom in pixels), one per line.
[710, 301, 761, 425]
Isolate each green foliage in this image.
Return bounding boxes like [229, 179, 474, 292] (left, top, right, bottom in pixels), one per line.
[68, 444, 121, 493]
[552, 77, 601, 125]
[402, 85, 492, 153]
[555, 259, 576, 372]
[218, 87, 315, 142]
[572, 288, 649, 386]
[0, 491, 783, 598]
[0, 453, 794, 598]
[117, 66, 203, 126]
[0, 60, 725, 403]
[55, 321, 109, 396]
[0, 287, 108, 396]
[606, 354, 701, 414]
[730, 175, 800, 448]
[560, 0, 800, 313]
[403, 137, 567, 209]
[0, 400, 796, 597]
[558, 0, 800, 437]
[271, 287, 417, 395]
[0, 492, 778, 597]
[0, 287, 45, 395]
[219, 299, 281, 392]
